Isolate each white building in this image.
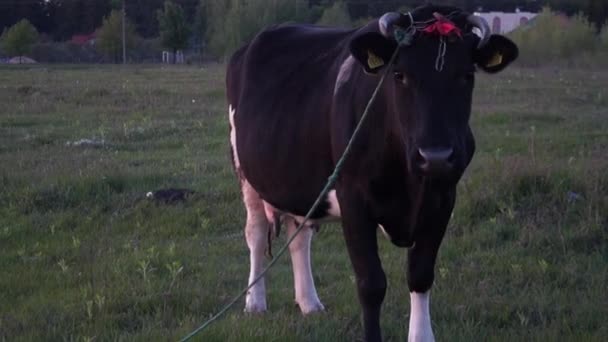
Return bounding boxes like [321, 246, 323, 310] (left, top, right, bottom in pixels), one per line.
[473, 10, 538, 34]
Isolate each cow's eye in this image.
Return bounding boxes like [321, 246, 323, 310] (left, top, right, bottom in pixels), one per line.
[394, 72, 408, 86]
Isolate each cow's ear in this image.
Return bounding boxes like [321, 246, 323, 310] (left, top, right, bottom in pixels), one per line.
[474, 34, 518, 73]
[350, 32, 397, 74]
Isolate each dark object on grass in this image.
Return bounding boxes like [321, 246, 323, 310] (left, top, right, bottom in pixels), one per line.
[146, 188, 195, 204]
[566, 191, 583, 203]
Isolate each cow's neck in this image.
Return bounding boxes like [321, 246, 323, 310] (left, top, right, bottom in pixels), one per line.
[357, 79, 457, 246]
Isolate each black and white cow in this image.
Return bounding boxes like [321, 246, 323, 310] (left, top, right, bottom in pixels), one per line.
[226, 4, 517, 342]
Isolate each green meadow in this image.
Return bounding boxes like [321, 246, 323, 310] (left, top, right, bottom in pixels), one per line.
[0, 64, 606, 341]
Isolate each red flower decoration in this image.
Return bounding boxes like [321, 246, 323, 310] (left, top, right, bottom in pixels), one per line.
[422, 15, 462, 38]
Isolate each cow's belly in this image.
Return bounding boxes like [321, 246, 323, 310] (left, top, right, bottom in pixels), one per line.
[229, 104, 338, 219]
[263, 190, 341, 224]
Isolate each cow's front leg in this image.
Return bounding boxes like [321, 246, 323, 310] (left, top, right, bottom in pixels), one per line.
[407, 238, 444, 342]
[407, 229, 447, 342]
[286, 217, 324, 314]
[407, 191, 454, 342]
[241, 181, 270, 313]
[340, 193, 386, 342]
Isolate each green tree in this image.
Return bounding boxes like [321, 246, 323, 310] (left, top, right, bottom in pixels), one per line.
[96, 10, 136, 63]
[0, 19, 39, 63]
[204, 0, 229, 58]
[585, 0, 608, 31]
[205, 0, 320, 59]
[193, 0, 209, 57]
[157, 1, 191, 60]
[317, 1, 352, 28]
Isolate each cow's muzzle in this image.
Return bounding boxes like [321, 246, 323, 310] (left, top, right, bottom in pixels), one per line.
[415, 147, 454, 177]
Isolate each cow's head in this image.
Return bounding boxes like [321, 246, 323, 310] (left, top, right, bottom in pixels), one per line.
[349, 5, 518, 182]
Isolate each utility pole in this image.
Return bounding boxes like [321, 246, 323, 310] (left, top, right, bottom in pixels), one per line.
[122, 0, 126, 64]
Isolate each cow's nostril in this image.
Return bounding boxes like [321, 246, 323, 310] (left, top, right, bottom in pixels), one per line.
[417, 147, 454, 175]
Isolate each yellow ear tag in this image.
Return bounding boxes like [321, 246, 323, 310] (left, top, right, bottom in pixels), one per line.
[486, 52, 503, 68]
[367, 50, 384, 69]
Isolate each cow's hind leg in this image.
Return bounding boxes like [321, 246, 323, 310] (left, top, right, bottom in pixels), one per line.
[285, 216, 324, 314]
[241, 180, 270, 313]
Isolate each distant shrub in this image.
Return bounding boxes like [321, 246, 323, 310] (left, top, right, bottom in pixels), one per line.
[600, 22, 608, 51]
[316, 1, 353, 28]
[31, 42, 101, 63]
[352, 16, 374, 28]
[509, 8, 599, 66]
[30, 38, 161, 63]
[130, 37, 163, 63]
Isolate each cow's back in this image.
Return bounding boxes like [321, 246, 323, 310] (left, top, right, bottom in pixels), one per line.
[226, 24, 355, 216]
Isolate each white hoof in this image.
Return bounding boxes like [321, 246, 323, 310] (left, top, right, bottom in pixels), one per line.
[297, 298, 325, 315]
[408, 330, 435, 342]
[244, 294, 267, 313]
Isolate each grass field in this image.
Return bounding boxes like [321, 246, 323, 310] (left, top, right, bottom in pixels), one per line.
[0, 63, 607, 342]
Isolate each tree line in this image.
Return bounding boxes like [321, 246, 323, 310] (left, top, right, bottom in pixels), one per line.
[1, 0, 607, 63]
[1, 0, 606, 40]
